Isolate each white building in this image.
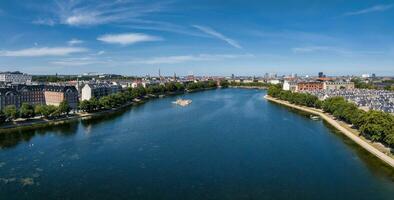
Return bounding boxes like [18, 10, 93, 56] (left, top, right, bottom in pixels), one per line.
[0, 71, 32, 84]
[243, 79, 254, 83]
[268, 79, 281, 85]
[131, 82, 140, 88]
[81, 83, 119, 101]
[283, 81, 298, 91]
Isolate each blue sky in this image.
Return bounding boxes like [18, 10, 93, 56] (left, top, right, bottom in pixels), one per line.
[0, 0, 393, 76]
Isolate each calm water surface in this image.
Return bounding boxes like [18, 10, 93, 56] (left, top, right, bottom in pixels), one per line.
[0, 89, 393, 199]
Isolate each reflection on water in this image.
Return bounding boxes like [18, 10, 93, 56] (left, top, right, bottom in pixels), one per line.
[0, 123, 79, 149]
[275, 103, 394, 181]
[0, 102, 139, 149]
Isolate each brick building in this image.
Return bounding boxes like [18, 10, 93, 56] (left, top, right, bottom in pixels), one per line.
[297, 82, 324, 91]
[44, 86, 79, 109]
[19, 85, 46, 106]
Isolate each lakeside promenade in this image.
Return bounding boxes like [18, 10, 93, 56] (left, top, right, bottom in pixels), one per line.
[0, 101, 138, 133]
[264, 95, 394, 168]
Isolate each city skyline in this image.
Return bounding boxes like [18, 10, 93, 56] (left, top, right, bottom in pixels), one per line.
[1, 0, 394, 76]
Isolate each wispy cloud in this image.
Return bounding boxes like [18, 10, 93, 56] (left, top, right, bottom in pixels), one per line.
[250, 29, 338, 43]
[344, 4, 393, 16]
[118, 20, 209, 38]
[193, 25, 242, 49]
[32, 18, 56, 26]
[96, 51, 105, 55]
[97, 33, 162, 45]
[51, 57, 106, 66]
[128, 54, 253, 64]
[32, 0, 169, 26]
[68, 39, 84, 46]
[292, 46, 343, 53]
[292, 46, 384, 56]
[0, 47, 87, 57]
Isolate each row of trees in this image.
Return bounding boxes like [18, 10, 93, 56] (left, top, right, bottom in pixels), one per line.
[268, 85, 321, 108]
[351, 78, 377, 89]
[230, 81, 271, 88]
[0, 101, 71, 123]
[268, 85, 394, 147]
[79, 81, 222, 113]
[186, 80, 218, 90]
[322, 97, 394, 145]
[351, 77, 394, 91]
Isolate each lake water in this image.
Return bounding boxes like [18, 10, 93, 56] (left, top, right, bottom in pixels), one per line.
[0, 89, 393, 200]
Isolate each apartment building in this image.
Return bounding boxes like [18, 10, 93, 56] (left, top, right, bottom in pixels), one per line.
[0, 88, 20, 110]
[44, 86, 79, 109]
[81, 83, 121, 101]
[0, 71, 32, 84]
[323, 81, 355, 90]
[297, 82, 324, 91]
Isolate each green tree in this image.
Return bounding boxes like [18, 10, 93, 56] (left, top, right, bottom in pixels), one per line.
[58, 100, 71, 115]
[359, 111, 393, 141]
[175, 82, 185, 91]
[4, 105, 18, 120]
[99, 96, 113, 109]
[35, 105, 57, 118]
[79, 100, 92, 112]
[19, 103, 35, 118]
[220, 80, 229, 88]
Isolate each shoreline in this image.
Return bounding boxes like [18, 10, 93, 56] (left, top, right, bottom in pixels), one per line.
[264, 95, 394, 168]
[0, 100, 139, 133]
[229, 86, 267, 90]
[0, 88, 217, 133]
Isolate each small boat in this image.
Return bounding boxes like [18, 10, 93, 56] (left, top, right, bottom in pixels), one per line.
[310, 115, 320, 120]
[172, 99, 192, 107]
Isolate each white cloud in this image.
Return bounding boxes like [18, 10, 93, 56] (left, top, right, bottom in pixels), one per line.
[65, 14, 98, 26]
[32, 18, 56, 26]
[129, 54, 252, 64]
[344, 4, 393, 16]
[32, 0, 168, 26]
[0, 47, 87, 57]
[118, 20, 209, 38]
[51, 57, 105, 66]
[97, 33, 162, 45]
[68, 39, 84, 46]
[193, 25, 242, 49]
